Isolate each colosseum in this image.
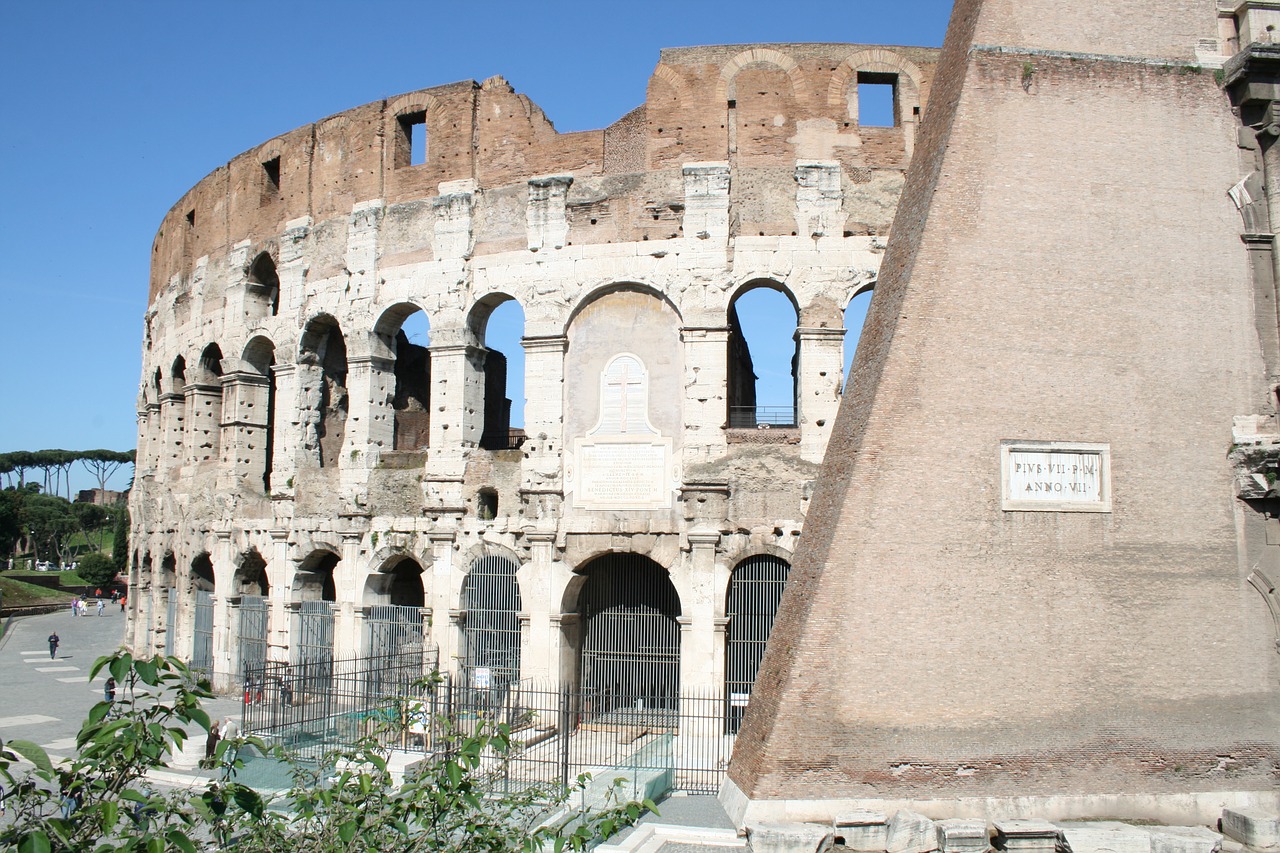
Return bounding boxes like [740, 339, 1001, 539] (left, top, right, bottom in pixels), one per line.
[126, 42, 939, 729]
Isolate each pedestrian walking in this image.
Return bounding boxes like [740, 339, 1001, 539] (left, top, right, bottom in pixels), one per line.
[96, 599, 105, 617]
[104, 676, 116, 705]
[95, 588, 102, 598]
[111, 589, 119, 603]
[48, 632, 60, 660]
[205, 720, 221, 760]
[120, 595, 126, 614]
[70, 597, 78, 617]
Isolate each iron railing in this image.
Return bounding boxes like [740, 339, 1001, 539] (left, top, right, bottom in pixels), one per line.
[727, 406, 796, 428]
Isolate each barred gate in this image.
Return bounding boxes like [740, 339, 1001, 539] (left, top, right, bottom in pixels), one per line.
[164, 587, 178, 657]
[366, 604, 425, 660]
[237, 595, 269, 678]
[724, 555, 790, 733]
[460, 555, 522, 690]
[294, 600, 335, 664]
[192, 590, 214, 673]
[580, 555, 680, 726]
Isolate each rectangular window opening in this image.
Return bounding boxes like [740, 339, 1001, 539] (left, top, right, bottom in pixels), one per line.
[262, 157, 281, 192]
[398, 111, 428, 167]
[857, 72, 898, 128]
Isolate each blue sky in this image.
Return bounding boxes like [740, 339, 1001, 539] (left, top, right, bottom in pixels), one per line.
[0, 0, 952, 493]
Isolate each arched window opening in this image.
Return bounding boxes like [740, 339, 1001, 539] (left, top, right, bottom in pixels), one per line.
[474, 297, 526, 450]
[299, 318, 349, 467]
[842, 289, 874, 395]
[235, 550, 269, 679]
[171, 356, 187, 390]
[391, 310, 431, 450]
[366, 558, 427, 661]
[730, 64, 797, 165]
[724, 554, 790, 733]
[857, 72, 899, 127]
[294, 552, 338, 668]
[476, 488, 499, 520]
[191, 554, 215, 673]
[247, 252, 280, 317]
[192, 344, 224, 463]
[576, 553, 680, 727]
[727, 285, 798, 427]
[461, 554, 522, 690]
[244, 338, 277, 492]
[160, 553, 178, 657]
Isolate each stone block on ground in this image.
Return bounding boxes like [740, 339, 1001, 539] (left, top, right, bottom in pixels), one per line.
[937, 819, 991, 853]
[994, 820, 1060, 853]
[1148, 826, 1221, 853]
[888, 811, 939, 853]
[1058, 822, 1152, 853]
[1220, 809, 1280, 851]
[746, 822, 833, 853]
[835, 811, 890, 852]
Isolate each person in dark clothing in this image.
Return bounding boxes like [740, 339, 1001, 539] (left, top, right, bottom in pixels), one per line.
[104, 677, 116, 705]
[205, 720, 221, 760]
[48, 632, 60, 660]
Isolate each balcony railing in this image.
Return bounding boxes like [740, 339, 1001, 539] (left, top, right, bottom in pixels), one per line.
[727, 406, 796, 429]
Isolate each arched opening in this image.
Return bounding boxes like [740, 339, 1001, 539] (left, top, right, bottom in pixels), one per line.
[470, 296, 526, 450]
[576, 553, 681, 725]
[460, 553, 522, 689]
[729, 62, 798, 166]
[724, 554, 790, 733]
[727, 284, 799, 427]
[842, 289, 874, 394]
[160, 553, 177, 657]
[234, 550, 269, 678]
[243, 337, 277, 491]
[299, 316, 349, 467]
[166, 357, 187, 466]
[293, 551, 338, 666]
[191, 344, 224, 463]
[365, 557, 427, 660]
[374, 305, 432, 451]
[190, 554, 215, 672]
[247, 252, 280, 318]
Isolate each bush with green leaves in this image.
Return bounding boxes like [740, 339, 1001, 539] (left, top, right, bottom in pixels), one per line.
[0, 654, 653, 853]
[75, 552, 117, 589]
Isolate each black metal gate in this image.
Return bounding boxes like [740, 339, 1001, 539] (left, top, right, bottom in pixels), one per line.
[724, 554, 790, 733]
[294, 600, 335, 664]
[237, 595, 269, 678]
[366, 604, 425, 660]
[461, 555, 522, 690]
[579, 554, 681, 725]
[192, 590, 214, 672]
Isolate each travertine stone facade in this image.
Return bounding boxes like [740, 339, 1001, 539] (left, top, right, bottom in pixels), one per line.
[129, 44, 938, 696]
[727, 0, 1280, 828]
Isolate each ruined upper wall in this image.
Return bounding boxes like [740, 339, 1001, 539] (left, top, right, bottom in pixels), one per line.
[149, 43, 939, 302]
[972, 0, 1218, 59]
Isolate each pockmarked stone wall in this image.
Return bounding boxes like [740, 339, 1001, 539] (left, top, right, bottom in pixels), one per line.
[726, 0, 1280, 827]
[129, 43, 938, 706]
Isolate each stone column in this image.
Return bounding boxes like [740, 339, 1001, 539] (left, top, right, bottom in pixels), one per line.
[220, 371, 270, 492]
[526, 175, 572, 251]
[794, 161, 843, 239]
[364, 355, 396, 455]
[334, 529, 366, 659]
[426, 531, 458, 668]
[520, 335, 568, 494]
[682, 530, 721, 693]
[266, 530, 292, 666]
[270, 363, 299, 496]
[681, 327, 730, 465]
[522, 531, 557, 680]
[212, 531, 235, 688]
[796, 326, 846, 463]
[159, 391, 185, 480]
[425, 341, 483, 508]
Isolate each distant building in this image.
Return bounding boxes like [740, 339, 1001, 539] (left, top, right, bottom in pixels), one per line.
[76, 489, 126, 506]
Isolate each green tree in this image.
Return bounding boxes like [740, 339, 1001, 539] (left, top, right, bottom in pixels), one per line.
[22, 493, 78, 565]
[0, 489, 23, 559]
[111, 505, 130, 574]
[77, 552, 117, 588]
[0, 654, 650, 853]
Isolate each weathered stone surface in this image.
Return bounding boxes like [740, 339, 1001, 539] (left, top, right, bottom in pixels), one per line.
[1059, 822, 1151, 853]
[1221, 809, 1280, 850]
[936, 820, 990, 853]
[993, 820, 1060, 853]
[746, 822, 834, 853]
[835, 811, 890, 852]
[887, 811, 938, 853]
[1148, 826, 1222, 853]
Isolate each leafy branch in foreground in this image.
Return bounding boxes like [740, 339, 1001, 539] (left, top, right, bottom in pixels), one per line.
[0, 653, 653, 852]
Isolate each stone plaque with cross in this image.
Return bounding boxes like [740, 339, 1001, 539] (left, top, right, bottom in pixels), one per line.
[570, 353, 676, 510]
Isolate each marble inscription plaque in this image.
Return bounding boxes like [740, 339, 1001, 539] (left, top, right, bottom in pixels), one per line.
[572, 437, 673, 510]
[1001, 441, 1111, 512]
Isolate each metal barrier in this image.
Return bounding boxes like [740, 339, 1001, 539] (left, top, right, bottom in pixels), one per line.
[727, 406, 796, 428]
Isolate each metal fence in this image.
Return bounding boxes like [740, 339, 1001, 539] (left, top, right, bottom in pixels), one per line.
[240, 662, 735, 796]
[193, 590, 214, 672]
[727, 405, 796, 428]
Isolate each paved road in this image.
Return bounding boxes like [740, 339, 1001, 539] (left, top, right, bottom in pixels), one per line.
[0, 607, 241, 767]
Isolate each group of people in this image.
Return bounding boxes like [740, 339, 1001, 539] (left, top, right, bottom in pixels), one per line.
[70, 588, 124, 618]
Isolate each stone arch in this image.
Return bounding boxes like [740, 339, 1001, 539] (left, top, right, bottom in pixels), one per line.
[647, 64, 696, 170]
[298, 314, 349, 467]
[458, 542, 525, 687]
[373, 301, 431, 451]
[827, 48, 925, 118]
[564, 281, 683, 333]
[293, 549, 339, 601]
[723, 551, 792, 733]
[467, 293, 526, 449]
[170, 355, 187, 393]
[727, 279, 800, 428]
[234, 549, 269, 596]
[717, 48, 806, 103]
[246, 251, 280, 318]
[387, 93, 441, 169]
